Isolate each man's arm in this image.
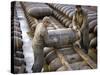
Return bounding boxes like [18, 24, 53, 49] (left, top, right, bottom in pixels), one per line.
[72, 14, 77, 30]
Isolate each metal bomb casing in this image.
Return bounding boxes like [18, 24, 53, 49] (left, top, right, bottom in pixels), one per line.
[45, 28, 79, 48]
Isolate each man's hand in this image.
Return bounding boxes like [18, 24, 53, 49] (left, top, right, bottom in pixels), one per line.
[73, 25, 77, 30]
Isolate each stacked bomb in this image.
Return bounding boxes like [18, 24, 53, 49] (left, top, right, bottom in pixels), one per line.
[48, 4, 74, 28]
[21, 2, 38, 35]
[88, 13, 97, 62]
[23, 2, 52, 18]
[21, 2, 53, 35]
[44, 47, 91, 71]
[11, 2, 26, 73]
[47, 4, 97, 59]
[88, 13, 97, 54]
[52, 10, 72, 28]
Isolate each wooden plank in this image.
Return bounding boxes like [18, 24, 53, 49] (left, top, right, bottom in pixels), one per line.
[54, 49, 72, 70]
[74, 47, 97, 69]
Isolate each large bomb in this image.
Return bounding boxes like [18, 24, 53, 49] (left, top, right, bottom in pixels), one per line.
[44, 28, 80, 48]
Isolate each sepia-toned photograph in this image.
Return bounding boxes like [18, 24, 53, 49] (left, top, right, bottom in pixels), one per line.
[11, 1, 97, 74]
